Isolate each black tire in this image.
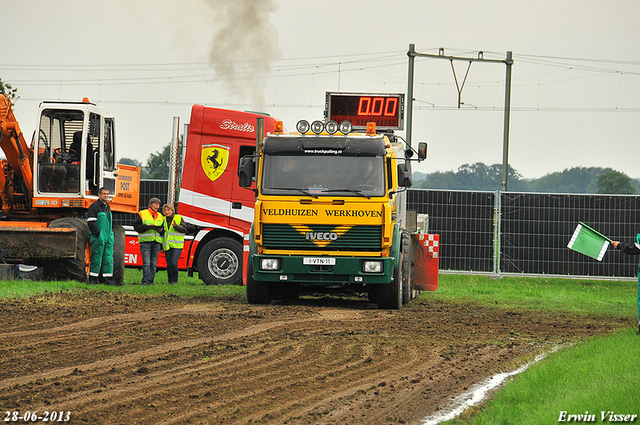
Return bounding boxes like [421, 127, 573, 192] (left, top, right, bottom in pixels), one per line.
[197, 237, 243, 285]
[367, 286, 378, 304]
[44, 218, 89, 282]
[377, 252, 403, 310]
[246, 261, 271, 304]
[112, 224, 125, 285]
[401, 233, 412, 305]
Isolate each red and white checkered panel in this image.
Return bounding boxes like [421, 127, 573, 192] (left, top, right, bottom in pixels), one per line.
[418, 234, 439, 258]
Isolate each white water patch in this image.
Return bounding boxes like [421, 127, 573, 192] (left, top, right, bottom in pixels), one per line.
[421, 346, 563, 425]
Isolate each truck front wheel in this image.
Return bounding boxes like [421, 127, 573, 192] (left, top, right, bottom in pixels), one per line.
[246, 262, 271, 304]
[377, 252, 403, 310]
[197, 237, 243, 285]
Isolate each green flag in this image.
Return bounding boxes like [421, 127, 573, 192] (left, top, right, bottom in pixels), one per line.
[567, 222, 611, 261]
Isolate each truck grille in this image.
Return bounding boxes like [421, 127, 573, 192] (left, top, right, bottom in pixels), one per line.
[262, 224, 382, 251]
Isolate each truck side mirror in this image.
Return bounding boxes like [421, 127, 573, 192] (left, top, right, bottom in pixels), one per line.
[417, 142, 427, 161]
[397, 161, 413, 188]
[238, 156, 255, 188]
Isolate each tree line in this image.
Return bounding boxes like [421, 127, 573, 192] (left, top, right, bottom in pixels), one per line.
[120, 140, 184, 180]
[2, 80, 636, 195]
[413, 163, 639, 194]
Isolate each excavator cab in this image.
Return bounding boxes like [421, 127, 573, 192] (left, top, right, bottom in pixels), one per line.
[0, 94, 139, 281]
[35, 100, 116, 197]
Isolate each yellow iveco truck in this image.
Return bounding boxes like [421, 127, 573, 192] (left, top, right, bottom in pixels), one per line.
[239, 92, 426, 309]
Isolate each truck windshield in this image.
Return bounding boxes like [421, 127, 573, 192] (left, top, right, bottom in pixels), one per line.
[261, 154, 385, 197]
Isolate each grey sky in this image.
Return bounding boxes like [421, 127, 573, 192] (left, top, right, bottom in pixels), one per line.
[2, 0, 639, 179]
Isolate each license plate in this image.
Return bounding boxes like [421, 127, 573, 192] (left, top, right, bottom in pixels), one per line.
[303, 257, 336, 266]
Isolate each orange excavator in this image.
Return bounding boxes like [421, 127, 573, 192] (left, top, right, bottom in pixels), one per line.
[0, 94, 139, 283]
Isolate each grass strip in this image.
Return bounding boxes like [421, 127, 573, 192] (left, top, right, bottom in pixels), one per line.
[428, 274, 637, 318]
[0, 269, 245, 299]
[447, 328, 640, 424]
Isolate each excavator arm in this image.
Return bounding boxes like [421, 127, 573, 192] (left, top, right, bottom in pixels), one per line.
[0, 94, 34, 200]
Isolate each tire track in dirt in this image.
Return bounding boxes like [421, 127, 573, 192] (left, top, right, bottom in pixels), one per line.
[232, 344, 430, 425]
[311, 343, 534, 424]
[23, 340, 303, 417]
[57, 327, 361, 418]
[0, 304, 226, 340]
[0, 303, 297, 379]
[129, 339, 369, 424]
[0, 318, 295, 390]
[0, 293, 628, 425]
[61, 312, 372, 423]
[1, 305, 382, 424]
[0, 308, 366, 394]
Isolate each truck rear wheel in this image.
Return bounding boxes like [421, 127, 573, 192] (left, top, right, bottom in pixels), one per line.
[44, 218, 89, 282]
[197, 237, 242, 285]
[112, 224, 125, 286]
[377, 252, 403, 310]
[246, 261, 271, 304]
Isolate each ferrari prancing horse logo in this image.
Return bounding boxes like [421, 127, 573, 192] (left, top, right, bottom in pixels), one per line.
[201, 144, 230, 182]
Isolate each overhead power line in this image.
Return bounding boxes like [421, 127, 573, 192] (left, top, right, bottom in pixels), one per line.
[4, 48, 640, 113]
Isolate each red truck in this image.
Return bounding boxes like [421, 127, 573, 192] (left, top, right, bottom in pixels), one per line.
[124, 105, 276, 285]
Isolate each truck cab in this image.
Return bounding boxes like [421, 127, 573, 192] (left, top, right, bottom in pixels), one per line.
[35, 99, 116, 198]
[240, 114, 427, 309]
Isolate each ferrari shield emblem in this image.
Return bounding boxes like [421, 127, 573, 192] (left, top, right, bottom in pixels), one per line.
[201, 144, 230, 182]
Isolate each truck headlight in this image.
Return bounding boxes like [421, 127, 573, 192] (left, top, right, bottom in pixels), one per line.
[260, 258, 281, 271]
[363, 261, 383, 273]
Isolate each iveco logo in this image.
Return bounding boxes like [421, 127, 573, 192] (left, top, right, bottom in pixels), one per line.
[305, 232, 339, 241]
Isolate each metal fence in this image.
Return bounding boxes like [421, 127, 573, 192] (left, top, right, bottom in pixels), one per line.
[118, 182, 640, 279]
[407, 189, 640, 279]
[112, 180, 169, 226]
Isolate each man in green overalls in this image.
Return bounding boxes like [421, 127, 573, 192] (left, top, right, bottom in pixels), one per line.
[611, 226, 640, 336]
[87, 187, 114, 285]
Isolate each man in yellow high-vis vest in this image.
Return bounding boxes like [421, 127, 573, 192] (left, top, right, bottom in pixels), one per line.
[134, 197, 164, 285]
[162, 203, 187, 284]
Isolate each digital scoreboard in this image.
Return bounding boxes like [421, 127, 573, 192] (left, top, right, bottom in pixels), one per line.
[325, 92, 404, 131]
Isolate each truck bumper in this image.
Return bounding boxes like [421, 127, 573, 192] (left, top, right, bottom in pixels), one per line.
[251, 254, 395, 285]
[0, 225, 76, 261]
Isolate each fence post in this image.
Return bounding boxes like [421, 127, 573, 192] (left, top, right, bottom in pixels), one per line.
[492, 190, 502, 278]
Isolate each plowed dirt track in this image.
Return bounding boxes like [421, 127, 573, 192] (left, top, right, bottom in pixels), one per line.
[0, 291, 628, 424]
